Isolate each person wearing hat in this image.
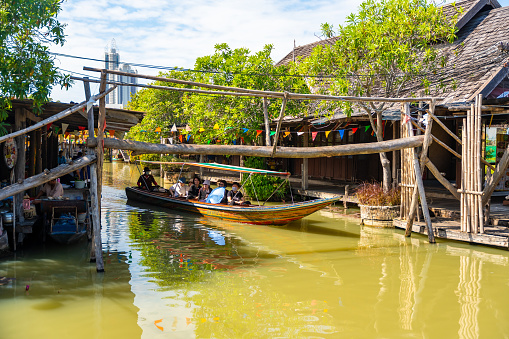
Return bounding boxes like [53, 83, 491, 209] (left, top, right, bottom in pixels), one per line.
[170, 177, 188, 197]
[197, 180, 212, 201]
[137, 167, 159, 191]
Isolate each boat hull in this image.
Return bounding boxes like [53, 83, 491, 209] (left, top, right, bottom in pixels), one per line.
[126, 187, 339, 225]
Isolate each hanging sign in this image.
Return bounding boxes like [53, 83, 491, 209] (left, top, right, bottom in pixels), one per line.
[3, 138, 17, 169]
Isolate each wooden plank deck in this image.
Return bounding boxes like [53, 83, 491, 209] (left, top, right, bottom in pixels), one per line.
[393, 218, 509, 249]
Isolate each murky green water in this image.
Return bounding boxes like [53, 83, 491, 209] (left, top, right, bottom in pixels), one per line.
[1, 162, 509, 338]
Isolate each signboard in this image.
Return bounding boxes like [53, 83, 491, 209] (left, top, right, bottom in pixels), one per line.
[3, 138, 17, 169]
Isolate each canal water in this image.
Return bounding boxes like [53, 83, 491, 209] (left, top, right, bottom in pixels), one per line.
[1, 162, 509, 338]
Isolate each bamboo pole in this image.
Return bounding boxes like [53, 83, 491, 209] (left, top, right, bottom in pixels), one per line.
[477, 95, 484, 233]
[423, 157, 461, 200]
[87, 98, 104, 272]
[90, 135, 425, 158]
[461, 120, 466, 232]
[263, 98, 271, 146]
[83, 67, 443, 103]
[0, 87, 115, 144]
[411, 120, 495, 170]
[405, 100, 435, 236]
[405, 103, 435, 243]
[429, 111, 462, 145]
[271, 92, 288, 157]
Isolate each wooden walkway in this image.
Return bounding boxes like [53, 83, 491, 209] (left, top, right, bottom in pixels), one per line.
[393, 218, 509, 249]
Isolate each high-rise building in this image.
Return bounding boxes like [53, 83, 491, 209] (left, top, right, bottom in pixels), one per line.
[104, 39, 137, 107]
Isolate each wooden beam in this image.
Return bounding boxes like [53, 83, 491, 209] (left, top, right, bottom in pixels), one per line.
[25, 109, 42, 123]
[429, 111, 461, 145]
[83, 67, 443, 103]
[271, 92, 288, 157]
[89, 135, 426, 158]
[0, 155, 97, 201]
[468, 64, 509, 101]
[0, 86, 116, 144]
[424, 156, 461, 200]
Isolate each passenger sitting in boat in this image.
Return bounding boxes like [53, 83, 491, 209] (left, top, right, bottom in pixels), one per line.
[227, 182, 250, 205]
[35, 178, 64, 199]
[218, 180, 229, 204]
[170, 178, 188, 197]
[198, 180, 212, 201]
[187, 177, 201, 199]
[137, 167, 159, 191]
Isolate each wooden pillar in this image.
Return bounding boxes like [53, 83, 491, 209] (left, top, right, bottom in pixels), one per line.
[14, 108, 26, 224]
[87, 95, 104, 272]
[35, 129, 42, 174]
[263, 97, 271, 146]
[302, 125, 309, 190]
[28, 129, 36, 196]
[41, 128, 47, 170]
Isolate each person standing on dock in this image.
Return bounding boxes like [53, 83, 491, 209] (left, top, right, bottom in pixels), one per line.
[137, 167, 158, 191]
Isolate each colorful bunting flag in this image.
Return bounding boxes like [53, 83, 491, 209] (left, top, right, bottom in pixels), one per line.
[199, 127, 205, 132]
[256, 130, 263, 137]
[171, 124, 178, 132]
[402, 114, 411, 124]
[243, 128, 249, 133]
[297, 132, 304, 136]
[61, 123, 69, 135]
[155, 127, 161, 133]
[270, 131, 276, 136]
[64, 132, 70, 138]
[46, 123, 53, 131]
[208, 140, 211, 144]
[325, 131, 331, 138]
[352, 127, 358, 134]
[364, 125, 370, 132]
[78, 126, 86, 131]
[233, 139, 237, 145]
[312, 132, 318, 141]
[284, 132, 290, 138]
[179, 135, 183, 142]
[338, 130, 345, 140]
[187, 134, 191, 142]
[109, 130, 115, 137]
[47, 131, 52, 138]
[54, 126, 60, 135]
[213, 124, 219, 130]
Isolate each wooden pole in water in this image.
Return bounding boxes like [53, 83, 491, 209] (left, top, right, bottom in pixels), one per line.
[405, 103, 435, 243]
[405, 100, 435, 236]
[87, 97, 104, 272]
[461, 119, 466, 232]
[263, 97, 271, 147]
[271, 92, 288, 157]
[477, 95, 484, 233]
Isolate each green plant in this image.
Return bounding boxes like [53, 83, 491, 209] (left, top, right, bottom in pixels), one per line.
[242, 157, 289, 201]
[356, 182, 400, 206]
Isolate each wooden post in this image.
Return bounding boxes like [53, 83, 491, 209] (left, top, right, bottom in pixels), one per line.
[263, 97, 271, 147]
[35, 129, 42, 175]
[405, 100, 434, 236]
[343, 185, 349, 209]
[14, 108, 26, 224]
[271, 92, 288, 157]
[302, 125, 309, 190]
[97, 71, 107, 216]
[87, 93, 104, 272]
[404, 103, 435, 243]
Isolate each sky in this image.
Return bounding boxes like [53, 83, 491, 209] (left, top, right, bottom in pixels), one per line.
[50, 0, 509, 103]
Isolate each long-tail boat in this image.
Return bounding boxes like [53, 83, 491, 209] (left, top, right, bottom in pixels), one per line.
[126, 162, 340, 225]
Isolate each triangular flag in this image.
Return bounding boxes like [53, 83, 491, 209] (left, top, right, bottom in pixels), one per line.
[109, 130, 115, 137]
[243, 128, 249, 133]
[256, 130, 263, 137]
[352, 127, 358, 134]
[199, 127, 205, 132]
[325, 131, 331, 138]
[270, 131, 276, 136]
[64, 132, 70, 138]
[364, 126, 370, 132]
[54, 126, 60, 134]
[338, 130, 345, 140]
[312, 131, 318, 141]
[233, 139, 237, 145]
[155, 127, 161, 133]
[46, 123, 53, 131]
[403, 114, 411, 124]
[208, 140, 211, 144]
[47, 131, 52, 138]
[187, 134, 191, 142]
[241, 137, 244, 144]
[179, 135, 183, 142]
[213, 124, 219, 130]
[186, 125, 191, 132]
[171, 124, 177, 132]
[61, 123, 69, 135]
[297, 132, 304, 136]
[284, 132, 290, 138]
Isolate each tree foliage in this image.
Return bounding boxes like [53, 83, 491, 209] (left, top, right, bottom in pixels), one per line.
[0, 0, 70, 135]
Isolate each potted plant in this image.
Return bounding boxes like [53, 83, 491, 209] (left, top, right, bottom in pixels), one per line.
[356, 182, 400, 227]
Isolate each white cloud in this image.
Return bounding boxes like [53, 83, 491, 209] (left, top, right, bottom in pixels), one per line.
[50, 0, 364, 103]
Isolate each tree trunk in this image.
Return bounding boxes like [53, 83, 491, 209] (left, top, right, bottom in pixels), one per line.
[376, 111, 391, 192]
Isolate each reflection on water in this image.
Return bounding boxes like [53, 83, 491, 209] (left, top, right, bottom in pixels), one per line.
[1, 162, 509, 338]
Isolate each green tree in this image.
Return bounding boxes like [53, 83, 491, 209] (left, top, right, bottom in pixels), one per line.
[0, 0, 70, 135]
[183, 43, 308, 145]
[299, 0, 459, 191]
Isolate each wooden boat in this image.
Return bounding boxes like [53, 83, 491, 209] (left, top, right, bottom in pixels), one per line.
[38, 199, 88, 244]
[127, 161, 339, 225]
[126, 187, 339, 225]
